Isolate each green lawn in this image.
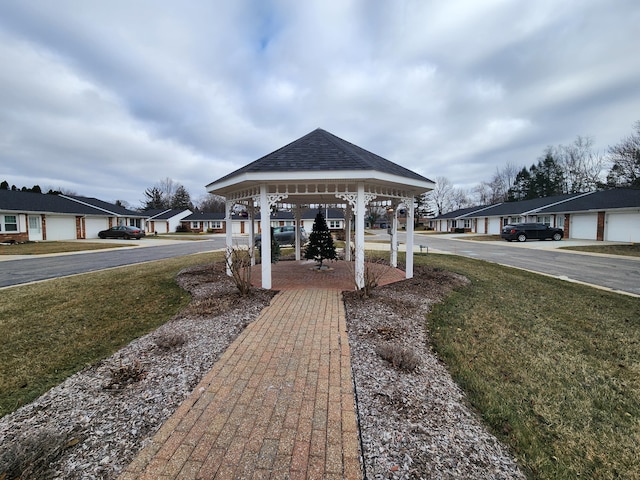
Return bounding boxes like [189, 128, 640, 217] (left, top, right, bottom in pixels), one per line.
[0, 241, 129, 255]
[561, 243, 640, 257]
[419, 254, 640, 479]
[0, 252, 222, 417]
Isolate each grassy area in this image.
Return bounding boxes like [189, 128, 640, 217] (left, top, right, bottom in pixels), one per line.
[0, 252, 223, 417]
[418, 254, 640, 479]
[0, 241, 130, 255]
[465, 234, 503, 241]
[561, 243, 640, 257]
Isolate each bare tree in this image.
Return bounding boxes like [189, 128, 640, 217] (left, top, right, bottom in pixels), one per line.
[196, 194, 226, 212]
[606, 121, 640, 188]
[556, 136, 605, 193]
[158, 177, 177, 203]
[472, 182, 493, 205]
[427, 176, 453, 216]
[450, 187, 472, 210]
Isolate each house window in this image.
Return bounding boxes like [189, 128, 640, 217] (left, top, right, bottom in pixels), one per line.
[463, 219, 471, 229]
[210, 221, 222, 229]
[2, 215, 18, 232]
[328, 220, 341, 229]
[511, 216, 522, 224]
[537, 215, 551, 225]
[191, 221, 200, 229]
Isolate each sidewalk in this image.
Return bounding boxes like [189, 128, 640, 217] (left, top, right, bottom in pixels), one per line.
[119, 287, 362, 479]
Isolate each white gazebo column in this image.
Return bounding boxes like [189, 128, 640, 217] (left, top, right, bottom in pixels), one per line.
[344, 205, 352, 262]
[225, 200, 234, 277]
[248, 199, 256, 266]
[404, 197, 415, 279]
[294, 204, 302, 261]
[259, 185, 272, 289]
[355, 184, 366, 289]
[390, 202, 399, 268]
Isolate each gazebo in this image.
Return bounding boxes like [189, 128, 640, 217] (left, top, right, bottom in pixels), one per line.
[206, 128, 435, 289]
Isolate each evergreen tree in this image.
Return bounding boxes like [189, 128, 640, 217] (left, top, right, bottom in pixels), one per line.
[171, 185, 193, 210]
[304, 211, 337, 268]
[507, 167, 532, 201]
[143, 186, 166, 210]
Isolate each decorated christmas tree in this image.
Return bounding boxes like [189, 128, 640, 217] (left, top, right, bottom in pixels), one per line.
[304, 210, 337, 268]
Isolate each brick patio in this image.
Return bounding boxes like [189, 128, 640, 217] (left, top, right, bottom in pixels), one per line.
[119, 261, 407, 479]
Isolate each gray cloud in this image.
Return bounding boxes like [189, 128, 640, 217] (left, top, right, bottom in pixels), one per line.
[1, 0, 639, 207]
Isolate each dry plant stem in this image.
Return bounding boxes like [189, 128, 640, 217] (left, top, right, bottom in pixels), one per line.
[225, 247, 252, 295]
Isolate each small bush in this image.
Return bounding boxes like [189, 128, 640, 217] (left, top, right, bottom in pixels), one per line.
[375, 343, 421, 372]
[153, 331, 187, 350]
[104, 360, 147, 389]
[356, 257, 392, 298]
[0, 427, 78, 479]
[225, 247, 252, 295]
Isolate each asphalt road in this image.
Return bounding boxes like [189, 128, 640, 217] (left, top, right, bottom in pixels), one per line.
[0, 238, 232, 288]
[1, 234, 639, 297]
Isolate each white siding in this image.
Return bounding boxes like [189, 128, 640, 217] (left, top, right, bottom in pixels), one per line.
[605, 212, 640, 242]
[46, 216, 77, 240]
[570, 213, 598, 240]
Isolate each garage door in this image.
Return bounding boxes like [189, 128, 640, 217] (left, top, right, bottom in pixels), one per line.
[46, 216, 77, 240]
[487, 218, 501, 235]
[86, 217, 109, 239]
[570, 213, 597, 240]
[605, 212, 640, 242]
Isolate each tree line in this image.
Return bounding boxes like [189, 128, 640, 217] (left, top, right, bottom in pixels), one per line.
[0, 181, 74, 196]
[141, 177, 225, 213]
[426, 120, 640, 215]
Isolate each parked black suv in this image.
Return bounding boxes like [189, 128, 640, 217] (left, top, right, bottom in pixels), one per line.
[501, 223, 563, 242]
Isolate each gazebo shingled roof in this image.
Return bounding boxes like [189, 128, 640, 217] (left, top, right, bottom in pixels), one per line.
[207, 128, 435, 290]
[210, 128, 432, 185]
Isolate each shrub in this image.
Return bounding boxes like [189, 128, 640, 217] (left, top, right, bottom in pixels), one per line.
[153, 331, 187, 350]
[375, 343, 421, 372]
[0, 428, 77, 479]
[104, 360, 147, 389]
[353, 257, 392, 298]
[225, 247, 252, 295]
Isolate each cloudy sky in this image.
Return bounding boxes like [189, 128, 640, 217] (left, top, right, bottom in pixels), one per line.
[1, 0, 639, 207]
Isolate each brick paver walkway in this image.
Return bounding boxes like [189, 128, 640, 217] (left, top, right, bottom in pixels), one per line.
[120, 286, 363, 479]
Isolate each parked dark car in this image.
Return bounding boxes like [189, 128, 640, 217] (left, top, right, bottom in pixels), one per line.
[501, 223, 563, 242]
[98, 225, 146, 240]
[255, 226, 308, 248]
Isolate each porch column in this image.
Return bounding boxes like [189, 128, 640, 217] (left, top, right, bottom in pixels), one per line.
[225, 201, 234, 277]
[344, 205, 352, 262]
[390, 202, 398, 268]
[404, 197, 415, 279]
[248, 200, 256, 266]
[355, 183, 366, 289]
[259, 184, 272, 290]
[294, 204, 302, 261]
